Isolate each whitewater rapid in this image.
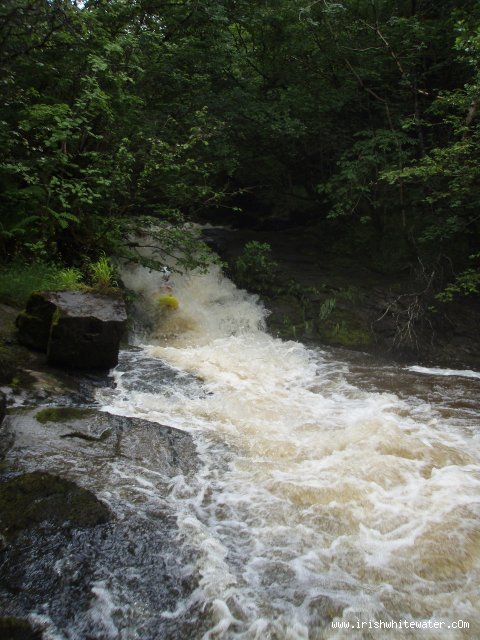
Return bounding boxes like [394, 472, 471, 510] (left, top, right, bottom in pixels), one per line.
[99, 264, 480, 639]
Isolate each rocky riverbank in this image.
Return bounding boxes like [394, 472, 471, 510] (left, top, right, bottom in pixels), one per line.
[0, 304, 205, 638]
[203, 225, 480, 369]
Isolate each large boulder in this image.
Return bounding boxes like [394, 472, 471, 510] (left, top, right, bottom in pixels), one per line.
[15, 292, 55, 351]
[16, 291, 127, 370]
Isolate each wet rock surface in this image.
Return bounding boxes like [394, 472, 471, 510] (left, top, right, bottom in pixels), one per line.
[0, 394, 203, 639]
[0, 391, 5, 427]
[115, 348, 207, 398]
[2, 302, 112, 411]
[15, 293, 56, 352]
[0, 304, 29, 389]
[16, 290, 127, 370]
[0, 616, 43, 640]
[0, 471, 112, 543]
[0, 518, 204, 640]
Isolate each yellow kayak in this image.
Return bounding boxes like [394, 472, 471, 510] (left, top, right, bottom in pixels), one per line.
[157, 294, 179, 310]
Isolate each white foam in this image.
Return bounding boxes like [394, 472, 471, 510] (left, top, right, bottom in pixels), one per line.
[87, 581, 120, 639]
[101, 261, 480, 638]
[406, 365, 480, 379]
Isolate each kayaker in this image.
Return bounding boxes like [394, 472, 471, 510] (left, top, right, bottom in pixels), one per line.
[157, 267, 179, 310]
[160, 266, 174, 293]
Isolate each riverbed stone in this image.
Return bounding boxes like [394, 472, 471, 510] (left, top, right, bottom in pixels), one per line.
[0, 471, 112, 543]
[16, 290, 127, 370]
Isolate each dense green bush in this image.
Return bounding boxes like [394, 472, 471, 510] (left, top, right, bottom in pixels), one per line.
[235, 241, 278, 293]
[0, 0, 479, 301]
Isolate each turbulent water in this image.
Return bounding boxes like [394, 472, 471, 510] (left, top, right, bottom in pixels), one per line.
[90, 264, 479, 639]
[5, 263, 476, 639]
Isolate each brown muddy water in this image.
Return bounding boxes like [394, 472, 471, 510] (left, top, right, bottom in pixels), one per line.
[2, 264, 479, 639]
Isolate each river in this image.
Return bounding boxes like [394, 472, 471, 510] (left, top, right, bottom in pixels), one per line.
[88, 263, 479, 639]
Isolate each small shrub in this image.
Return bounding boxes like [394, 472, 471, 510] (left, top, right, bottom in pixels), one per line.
[436, 267, 480, 302]
[235, 241, 278, 292]
[88, 255, 117, 291]
[318, 297, 336, 321]
[56, 268, 84, 290]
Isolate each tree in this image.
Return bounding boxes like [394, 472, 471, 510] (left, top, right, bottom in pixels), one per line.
[0, 0, 224, 270]
[1, 0, 478, 290]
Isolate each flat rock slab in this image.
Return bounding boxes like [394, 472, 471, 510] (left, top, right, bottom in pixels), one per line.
[16, 291, 127, 370]
[0, 409, 202, 638]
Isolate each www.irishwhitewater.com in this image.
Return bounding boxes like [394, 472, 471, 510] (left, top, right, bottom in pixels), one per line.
[331, 619, 470, 630]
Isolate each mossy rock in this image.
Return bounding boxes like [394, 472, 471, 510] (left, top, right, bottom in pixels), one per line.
[317, 311, 372, 348]
[15, 294, 57, 351]
[0, 344, 17, 385]
[0, 471, 112, 542]
[35, 407, 96, 424]
[0, 617, 42, 640]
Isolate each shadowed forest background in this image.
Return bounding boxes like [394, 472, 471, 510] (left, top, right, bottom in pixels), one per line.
[1, 0, 479, 356]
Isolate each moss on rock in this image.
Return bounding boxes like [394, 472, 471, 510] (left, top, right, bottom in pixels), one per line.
[35, 407, 96, 424]
[0, 617, 42, 640]
[0, 471, 112, 542]
[317, 311, 372, 348]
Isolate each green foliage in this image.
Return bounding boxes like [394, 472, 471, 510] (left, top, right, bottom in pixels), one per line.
[0, 262, 82, 306]
[318, 297, 337, 322]
[235, 241, 278, 292]
[0, 261, 88, 305]
[0, 0, 231, 270]
[56, 268, 84, 290]
[436, 255, 480, 301]
[319, 130, 415, 220]
[436, 269, 480, 301]
[88, 255, 117, 291]
[317, 287, 360, 322]
[0, 0, 479, 303]
[378, 10, 480, 267]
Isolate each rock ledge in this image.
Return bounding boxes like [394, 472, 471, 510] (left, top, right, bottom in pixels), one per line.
[16, 290, 127, 369]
